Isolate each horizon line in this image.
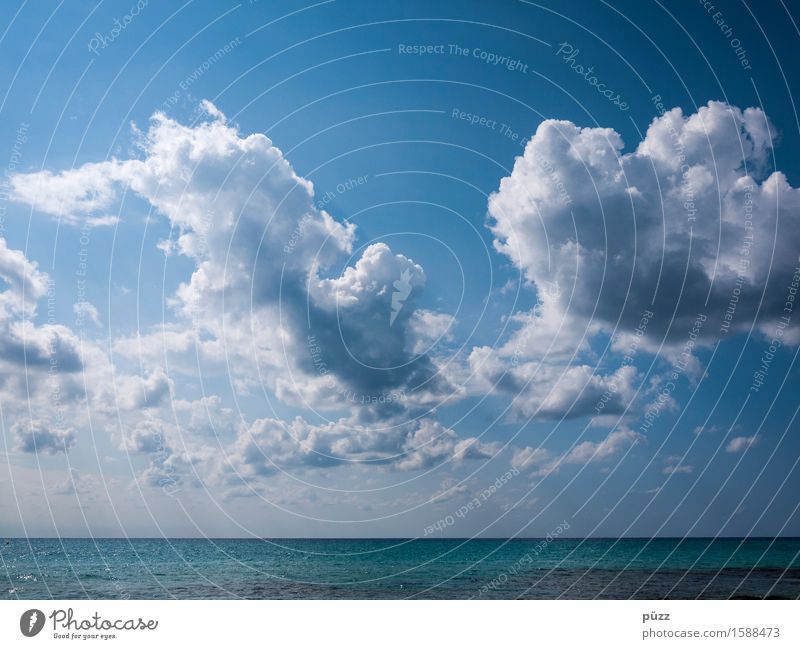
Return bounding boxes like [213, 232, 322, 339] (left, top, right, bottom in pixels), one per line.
[4, 536, 800, 541]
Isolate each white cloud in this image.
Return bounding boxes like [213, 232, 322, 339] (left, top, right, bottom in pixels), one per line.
[488, 101, 800, 349]
[220, 416, 495, 484]
[663, 464, 693, 475]
[430, 476, 471, 503]
[513, 427, 643, 476]
[467, 346, 637, 420]
[114, 369, 173, 411]
[408, 309, 456, 355]
[726, 434, 759, 453]
[511, 445, 550, 471]
[73, 301, 101, 327]
[12, 104, 457, 417]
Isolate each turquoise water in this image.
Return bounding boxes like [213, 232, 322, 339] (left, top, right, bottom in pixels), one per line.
[2, 538, 799, 599]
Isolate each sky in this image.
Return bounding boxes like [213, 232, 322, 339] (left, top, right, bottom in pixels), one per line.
[1, 0, 799, 538]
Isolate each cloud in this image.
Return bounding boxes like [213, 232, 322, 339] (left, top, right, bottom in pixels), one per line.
[513, 427, 643, 476]
[52, 468, 101, 496]
[13, 419, 76, 454]
[73, 301, 101, 327]
[431, 476, 471, 503]
[467, 347, 637, 420]
[10, 160, 135, 226]
[561, 427, 643, 464]
[114, 369, 173, 411]
[14, 99, 785, 498]
[662, 463, 693, 475]
[407, 309, 456, 355]
[221, 416, 495, 483]
[511, 445, 550, 471]
[12, 104, 456, 415]
[693, 424, 723, 435]
[0, 236, 48, 314]
[0, 238, 88, 419]
[4, 102, 496, 493]
[488, 101, 800, 348]
[120, 420, 170, 454]
[726, 434, 759, 453]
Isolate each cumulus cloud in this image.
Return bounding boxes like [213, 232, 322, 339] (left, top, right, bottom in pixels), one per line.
[114, 369, 173, 411]
[407, 309, 456, 355]
[0, 238, 89, 423]
[511, 445, 550, 471]
[12, 104, 455, 414]
[6, 102, 491, 491]
[488, 101, 800, 348]
[513, 427, 643, 476]
[430, 476, 471, 503]
[464, 100, 800, 429]
[16, 100, 781, 497]
[0, 236, 48, 314]
[467, 347, 638, 421]
[13, 419, 76, 454]
[221, 416, 494, 483]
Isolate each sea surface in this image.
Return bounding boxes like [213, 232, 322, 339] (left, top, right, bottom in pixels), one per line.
[2, 537, 799, 599]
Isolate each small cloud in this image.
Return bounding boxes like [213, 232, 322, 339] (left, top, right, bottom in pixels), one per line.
[726, 435, 759, 453]
[431, 477, 470, 503]
[52, 468, 98, 496]
[73, 301, 101, 327]
[663, 464, 693, 475]
[693, 424, 729, 436]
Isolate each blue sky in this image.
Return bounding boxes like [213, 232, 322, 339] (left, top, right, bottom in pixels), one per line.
[1, 0, 799, 538]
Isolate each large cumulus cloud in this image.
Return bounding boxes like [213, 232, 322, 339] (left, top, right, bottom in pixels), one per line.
[8, 103, 478, 492]
[488, 101, 800, 347]
[13, 102, 452, 411]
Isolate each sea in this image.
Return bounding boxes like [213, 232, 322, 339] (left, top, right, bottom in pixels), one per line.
[2, 537, 799, 599]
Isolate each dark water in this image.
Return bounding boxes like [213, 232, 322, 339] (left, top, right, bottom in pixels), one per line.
[2, 538, 798, 599]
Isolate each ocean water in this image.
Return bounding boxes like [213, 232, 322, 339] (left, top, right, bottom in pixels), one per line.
[1, 538, 798, 599]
